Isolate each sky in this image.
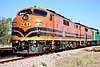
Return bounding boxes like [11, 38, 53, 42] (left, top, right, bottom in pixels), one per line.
[0, 0, 100, 29]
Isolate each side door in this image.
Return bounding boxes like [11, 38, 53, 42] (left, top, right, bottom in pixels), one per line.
[50, 13, 55, 36]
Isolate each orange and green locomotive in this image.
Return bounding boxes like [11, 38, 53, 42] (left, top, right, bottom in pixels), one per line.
[11, 6, 100, 54]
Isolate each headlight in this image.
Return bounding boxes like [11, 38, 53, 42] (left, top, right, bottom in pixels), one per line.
[36, 22, 43, 26]
[12, 40, 18, 43]
[12, 22, 17, 26]
[22, 14, 28, 20]
[35, 19, 43, 26]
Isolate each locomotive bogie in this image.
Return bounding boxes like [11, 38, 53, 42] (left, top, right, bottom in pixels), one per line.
[12, 40, 52, 54]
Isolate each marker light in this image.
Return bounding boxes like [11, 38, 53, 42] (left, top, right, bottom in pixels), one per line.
[12, 22, 17, 26]
[35, 19, 43, 26]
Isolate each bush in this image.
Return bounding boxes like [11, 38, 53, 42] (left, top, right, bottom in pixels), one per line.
[0, 17, 12, 45]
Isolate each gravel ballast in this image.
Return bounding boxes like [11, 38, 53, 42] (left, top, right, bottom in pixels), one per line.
[0, 46, 100, 67]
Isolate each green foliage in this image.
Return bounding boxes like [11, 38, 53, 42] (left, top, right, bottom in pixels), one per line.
[41, 62, 47, 67]
[92, 46, 100, 52]
[0, 17, 12, 45]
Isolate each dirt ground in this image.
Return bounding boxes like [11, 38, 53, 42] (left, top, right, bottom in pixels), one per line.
[32, 46, 100, 67]
[0, 46, 100, 67]
[52, 47, 100, 67]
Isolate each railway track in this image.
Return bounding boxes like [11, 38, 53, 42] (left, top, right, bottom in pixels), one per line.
[0, 55, 24, 64]
[0, 47, 23, 64]
[0, 47, 13, 57]
[0, 47, 12, 51]
[0, 48, 55, 64]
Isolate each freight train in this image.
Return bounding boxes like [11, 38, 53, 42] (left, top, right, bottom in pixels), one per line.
[11, 6, 100, 54]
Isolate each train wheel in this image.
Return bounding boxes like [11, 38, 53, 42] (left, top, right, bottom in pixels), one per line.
[73, 42, 77, 48]
[29, 45, 36, 52]
[76, 42, 80, 48]
[66, 42, 70, 49]
[12, 48, 17, 53]
[70, 42, 76, 49]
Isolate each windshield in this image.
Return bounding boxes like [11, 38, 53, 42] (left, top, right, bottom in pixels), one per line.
[33, 9, 47, 17]
[18, 9, 32, 16]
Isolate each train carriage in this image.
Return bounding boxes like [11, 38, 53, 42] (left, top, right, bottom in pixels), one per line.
[90, 28, 100, 45]
[74, 23, 92, 46]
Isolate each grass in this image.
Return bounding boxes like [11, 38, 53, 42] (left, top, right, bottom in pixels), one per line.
[32, 62, 47, 67]
[92, 46, 100, 52]
[41, 62, 47, 67]
[54, 51, 100, 67]
[56, 54, 61, 57]
[31, 46, 100, 67]
[32, 64, 35, 67]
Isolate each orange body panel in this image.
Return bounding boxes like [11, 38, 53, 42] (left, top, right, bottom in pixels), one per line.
[12, 7, 91, 42]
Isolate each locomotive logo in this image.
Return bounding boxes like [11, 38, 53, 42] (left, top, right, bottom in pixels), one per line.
[21, 22, 31, 26]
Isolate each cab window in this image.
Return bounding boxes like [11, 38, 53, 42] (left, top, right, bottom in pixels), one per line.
[50, 14, 52, 21]
[63, 20, 69, 26]
[18, 9, 32, 16]
[97, 31, 99, 34]
[76, 25, 78, 28]
[85, 28, 88, 32]
[33, 9, 47, 17]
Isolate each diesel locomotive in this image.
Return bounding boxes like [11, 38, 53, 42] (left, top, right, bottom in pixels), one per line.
[11, 6, 100, 54]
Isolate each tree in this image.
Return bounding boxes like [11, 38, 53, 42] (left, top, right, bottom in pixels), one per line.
[0, 17, 12, 45]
